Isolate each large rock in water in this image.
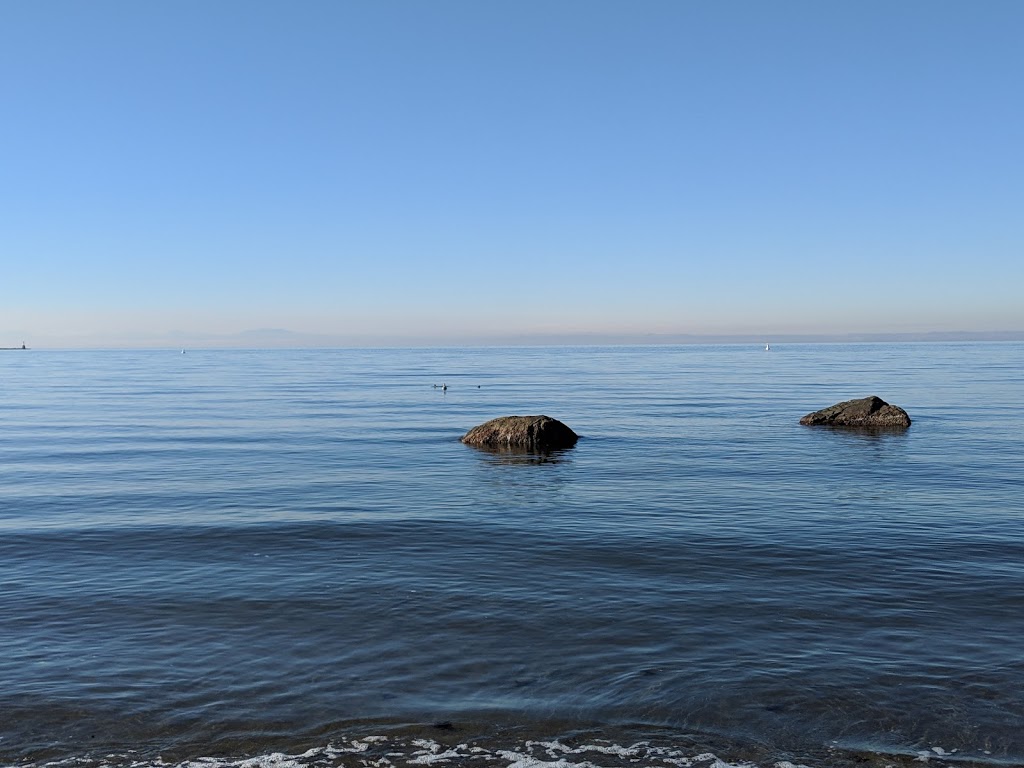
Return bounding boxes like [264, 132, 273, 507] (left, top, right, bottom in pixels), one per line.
[461, 415, 579, 451]
[799, 395, 911, 428]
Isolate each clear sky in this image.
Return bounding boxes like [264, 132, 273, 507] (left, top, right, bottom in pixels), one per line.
[2, 1, 1022, 347]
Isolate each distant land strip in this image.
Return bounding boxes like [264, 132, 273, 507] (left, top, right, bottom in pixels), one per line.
[213, 329, 1024, 346]
[9, 329, 1024, 349]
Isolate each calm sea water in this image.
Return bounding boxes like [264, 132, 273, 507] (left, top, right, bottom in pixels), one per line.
[1, 344, 1022, 768]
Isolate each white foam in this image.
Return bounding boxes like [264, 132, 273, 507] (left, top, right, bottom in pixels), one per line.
[21, 731, 859, 768]
[495, 752, 590, 768]
[322, 738, 375, 755]
[410, 745, 472, 765]
[526, 741, 646, 759]
[407, 739, 486, 765]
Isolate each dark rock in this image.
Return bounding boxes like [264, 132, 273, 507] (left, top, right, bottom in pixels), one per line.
[461, 415, 578, 451]
[799, 395, 911, 428]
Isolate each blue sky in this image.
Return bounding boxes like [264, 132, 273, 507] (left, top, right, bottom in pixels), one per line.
[2, 1, 1021, 347]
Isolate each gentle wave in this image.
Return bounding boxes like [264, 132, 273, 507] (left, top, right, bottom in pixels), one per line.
[1, 345, 1023, 766]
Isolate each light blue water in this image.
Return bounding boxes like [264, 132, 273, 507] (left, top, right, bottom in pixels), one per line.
[1, 344, 1022, 768]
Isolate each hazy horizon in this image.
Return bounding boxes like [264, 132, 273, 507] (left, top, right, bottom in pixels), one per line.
[6, 327, 1024, 351]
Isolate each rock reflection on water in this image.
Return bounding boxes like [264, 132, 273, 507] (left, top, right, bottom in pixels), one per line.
[465, 442, 576, 465]
[814, 424, 913, 441]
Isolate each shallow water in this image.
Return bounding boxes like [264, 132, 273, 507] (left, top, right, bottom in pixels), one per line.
[1, 344, 1022, 767]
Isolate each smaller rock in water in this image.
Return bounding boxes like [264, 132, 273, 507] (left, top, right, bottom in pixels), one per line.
[461, 415, 578, 451]
[799, 395, 911, 428]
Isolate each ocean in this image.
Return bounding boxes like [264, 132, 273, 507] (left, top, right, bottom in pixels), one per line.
[1, 343, 1022, 768]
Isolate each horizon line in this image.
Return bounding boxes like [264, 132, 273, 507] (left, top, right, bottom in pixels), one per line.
[9, 328, 1024, 350]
